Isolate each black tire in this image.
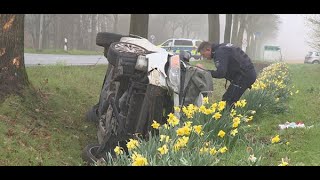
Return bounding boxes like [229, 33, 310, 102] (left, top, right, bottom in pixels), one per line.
[82, 143, 106, 165]
[312, 60, 319, 64]
[96, 32, 124, 48]
[107, 42, 148, 66]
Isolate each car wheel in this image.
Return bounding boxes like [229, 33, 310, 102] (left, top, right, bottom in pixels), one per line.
[107, 42, 148, 66]
[96, 32, 124, 48]
[312, 60, 319, 64]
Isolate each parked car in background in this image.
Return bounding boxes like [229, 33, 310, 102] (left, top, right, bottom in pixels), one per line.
[305, 51, 320, 64]
[158, 38, 203, 60]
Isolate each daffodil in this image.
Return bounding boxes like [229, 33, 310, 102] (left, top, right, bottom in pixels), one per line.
[213, 112, 222, 120]
[199, 105, 206, 113]
[114, 146, 123, 155]
[286, 141, 290, 145]
[151, 120, 160, 129]
[235, 100, 242, 108]
[193, 125, 203, 135]
[199, 147, 209, 154]
[204, 108, 213, 115]
[240, 99, 247, 107]
[163, 123, 170, 129]
[211, 103, 217, 112]
[219, 146, 228, 153]
[230, 109, 237, 117]
[131, 153, 148, 166]
[218, 130, 226, 138]
[167, 114, 179, 127]
[230, 128, 238, 136]
[174, 136, 189, 151]
[271, 135, 280, 144]
[174, 106, 181, 112]
[218, 101, 226, 111]
[160, 135, 170, 143]
[209, 148, 217, 155]
[202, 97, 209, 104]
[233, 117, 241, 128]
[157, 144, 168, 155]
[248, 154, 257, 163]
[176, 126, 191, 136]
[278, 158, 289, 166]
[127, 139, 139, 150]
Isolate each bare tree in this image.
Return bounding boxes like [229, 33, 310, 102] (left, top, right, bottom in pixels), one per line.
[224, 14, 232, 43]
[91, 14, 98, 50]
[306, 15, 320, 51]
[238, 14, 281, 59]
[208, 14, 220, 43]
[113, 14, 119, 33]
[0, 14, 29, 101]
[236, 14, 247, 47]
[231, 14, 239, 44]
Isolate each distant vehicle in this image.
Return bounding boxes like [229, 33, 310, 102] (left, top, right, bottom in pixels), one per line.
[158, 38, 203, 60]
[263, 45, 282, 62]
[304, 51, 320, 64]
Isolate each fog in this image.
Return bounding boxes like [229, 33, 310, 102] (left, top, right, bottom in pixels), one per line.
[218, 14, 311, 61]
[25, 14, 315, 62]
[275, 14, 311, 61]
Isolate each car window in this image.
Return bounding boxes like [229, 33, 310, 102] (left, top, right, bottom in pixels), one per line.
[174, 40, 193, 46]
[195, 41, 202, 47]
[162, 40, 172, 46]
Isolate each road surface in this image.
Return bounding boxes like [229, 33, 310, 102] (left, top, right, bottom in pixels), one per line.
[24, 53, 108, 66]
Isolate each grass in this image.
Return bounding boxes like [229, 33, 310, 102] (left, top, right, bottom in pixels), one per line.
[24, 48, 103, 55]
[256, 64, 320, 166]
[0, 61, 319, 165]
[0, 65, 107, 165]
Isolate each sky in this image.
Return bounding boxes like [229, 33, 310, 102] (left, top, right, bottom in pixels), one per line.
[219, 14, 312, 61]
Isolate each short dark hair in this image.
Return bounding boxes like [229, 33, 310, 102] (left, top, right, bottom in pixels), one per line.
[197, 41, 212, 53]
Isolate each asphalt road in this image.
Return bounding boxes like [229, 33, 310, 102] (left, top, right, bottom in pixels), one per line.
[24, 53, 108, 66]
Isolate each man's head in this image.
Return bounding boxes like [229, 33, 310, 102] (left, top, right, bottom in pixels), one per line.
[197, 41, 212, 59]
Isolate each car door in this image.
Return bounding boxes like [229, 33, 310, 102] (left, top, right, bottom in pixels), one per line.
[173, 40, 193, 54]
[159, 39, 173, 51]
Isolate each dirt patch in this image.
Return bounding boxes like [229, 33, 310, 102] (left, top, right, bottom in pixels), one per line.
[253, 62, 271, 74]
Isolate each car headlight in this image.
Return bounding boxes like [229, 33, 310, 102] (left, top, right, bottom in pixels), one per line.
[167, 55, 181, 93]
[135, 55, 148, 72]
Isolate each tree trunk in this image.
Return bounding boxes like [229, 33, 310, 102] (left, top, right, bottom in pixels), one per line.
[113, 14, 118, 33]
[224, 14, 232, 43]
[236, 14, 247, 48]
[231, 14, 239, 44]
[129, 14, 149, 38]
[208, 14, 220, 43]
[38, 14, 44, 50]
[72, 14, 80, 50]
[0, 14, 29, 101]
[91, 14, 97, 51]
[246, 31, 251, 56]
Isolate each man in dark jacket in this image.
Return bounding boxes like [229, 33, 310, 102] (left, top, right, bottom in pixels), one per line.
[197, 41, 257, 107]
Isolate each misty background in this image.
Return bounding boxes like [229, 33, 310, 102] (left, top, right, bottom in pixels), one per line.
[24, 14, 316, 62]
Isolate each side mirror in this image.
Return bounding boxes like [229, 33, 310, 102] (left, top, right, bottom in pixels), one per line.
[168, 42, 173, 47]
